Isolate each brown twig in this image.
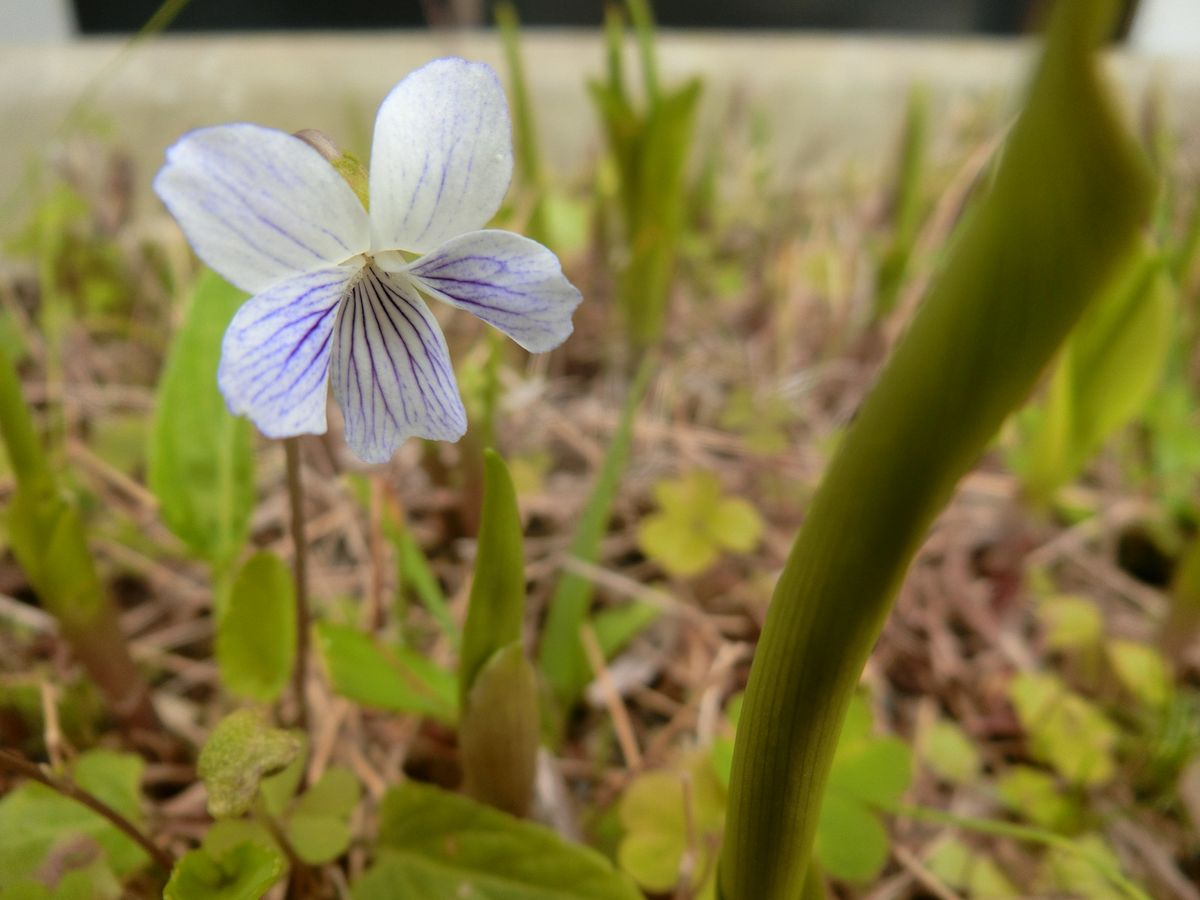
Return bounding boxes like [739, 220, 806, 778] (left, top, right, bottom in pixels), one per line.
[0, 748, 174, 872]
[284, 437, 311, 732]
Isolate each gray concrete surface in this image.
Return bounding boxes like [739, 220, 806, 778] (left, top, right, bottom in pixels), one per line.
[1, 32, 1198, 222]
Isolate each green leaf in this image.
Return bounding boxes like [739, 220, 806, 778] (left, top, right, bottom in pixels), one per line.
[459, 643, 540, 817]
[813, 792, 889, 884]
[1106, 639, 1172, 708]
[1038, 595, 1105, 651]
[591, 600, 661, 660]
[1016, 239, 1174, 501]
[0, 750, 147, 888]
[1008, 672, 1117, 786]
[164, 842, 285, 900]
[361, 782, 640, 899]
[148, 270, 255, 568]
[316, 621, 456, 724]
[257, 737, 309, 818]
[925, 838, 1020, 897]
[995, 765, 1081, 832]
[292, 767, 361, 820]
[637, 471, 763, 577]
[201, 819, 276, 857]
[919, 718, 981, 786]
[216, 552, 296, 703]
[459, 450, 526, 706]
[617, 754, 725, 897]
[287, 814, 352, 865]
[539, 357, 653, 713]
[1034, 834, 1128, 899]
[197, 710, 303, 818]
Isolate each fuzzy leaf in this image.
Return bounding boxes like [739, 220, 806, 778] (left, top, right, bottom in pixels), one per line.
[198, 710, 303, 818]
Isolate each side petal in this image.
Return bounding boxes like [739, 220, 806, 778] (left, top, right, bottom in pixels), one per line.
[404, 230, 581, 353]
[331, 266, 467, 464]
[369, 58, 513, 254]
[155, 124, 370, 294]
[218, 266, 355, 438]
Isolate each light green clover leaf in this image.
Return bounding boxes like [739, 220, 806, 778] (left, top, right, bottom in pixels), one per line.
[638, 471, 763, 577]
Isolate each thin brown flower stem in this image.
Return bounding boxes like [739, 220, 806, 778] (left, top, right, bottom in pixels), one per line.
[366, 474, 386, 633]
[0, 748, 174, 872]
[284, 437, 310, 732]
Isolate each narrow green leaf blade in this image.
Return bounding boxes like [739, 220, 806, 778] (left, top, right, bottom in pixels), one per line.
[148, 270, 255, 567]
[1018, 239, 1174, 500]
[539, 358, 653, 711]
[720, 3, 1154, 896]
[460, 642, 540, 817]
[216, 551, 296, 703]
[459, 449, 526, 706]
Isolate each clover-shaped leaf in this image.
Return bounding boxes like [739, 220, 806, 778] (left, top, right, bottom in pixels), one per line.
[995, 765, 1082, 832]
[203, 762, 362, 867]
[918, 717, 980, 786]
[617, 753, 725, 898]
[679, 693, 910, 889]
[1106, 639, 1171, 709]
[925, 837, 1019, 897]
[164, 842, 285, 900]
[719, 386, 796, 455]
[1008, 672, 1117, 786]
[198, 710, 303, 819]
[818, 695, 912, 882]
[637, 471, 763, 577]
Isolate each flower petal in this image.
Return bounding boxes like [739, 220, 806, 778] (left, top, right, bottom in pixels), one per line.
[218, 266, 355, 438]
[368, 58, 513, 254]
[404, 230, 582, 352]
[155, 124, 370, 293]
[331, 266, 467, 463]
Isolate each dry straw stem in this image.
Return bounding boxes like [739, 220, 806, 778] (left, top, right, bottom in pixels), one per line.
[717, 2, 1155, 898]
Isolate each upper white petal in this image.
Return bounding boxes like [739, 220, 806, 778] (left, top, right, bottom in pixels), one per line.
[154, 124, 370, 294]
[404, 230, 581, 353]
[368, 58, 513, 254]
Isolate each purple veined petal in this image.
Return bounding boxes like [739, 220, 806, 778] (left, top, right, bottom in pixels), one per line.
[218, 266, 358, 438]
[330, 265, 467, 464]
[404, 230, 582, 353]
[154, 124, 370, 294]
[368, 58, 513, 255]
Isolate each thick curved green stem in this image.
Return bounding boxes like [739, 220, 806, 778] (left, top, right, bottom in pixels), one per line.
[718, 4, 1153, 897]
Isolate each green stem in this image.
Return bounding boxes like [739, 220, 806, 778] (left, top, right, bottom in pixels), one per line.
[283, 438, 310, 732]
[717, 4, 1152, 897]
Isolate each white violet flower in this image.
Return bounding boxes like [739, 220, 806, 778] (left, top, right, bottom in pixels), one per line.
[154, 57, 582, 463]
